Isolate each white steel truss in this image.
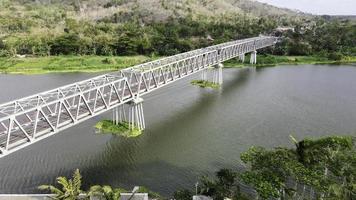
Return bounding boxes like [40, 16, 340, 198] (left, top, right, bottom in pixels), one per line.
[0, 36, 278, 158]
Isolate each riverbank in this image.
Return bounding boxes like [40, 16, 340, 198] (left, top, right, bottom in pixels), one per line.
[0, 55, 152, 74]
[223, 55, 356, 68]
[0, 55, 355, 74]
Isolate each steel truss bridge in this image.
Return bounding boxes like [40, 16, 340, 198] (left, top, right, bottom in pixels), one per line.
[0, 36, 278, 158]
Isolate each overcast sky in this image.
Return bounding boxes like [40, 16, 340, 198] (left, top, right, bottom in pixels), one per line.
[256, 0, 356, 15]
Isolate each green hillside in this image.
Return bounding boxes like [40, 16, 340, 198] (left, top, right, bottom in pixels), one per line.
[0, 0, 308, 38]
[0, 0, 354, 64]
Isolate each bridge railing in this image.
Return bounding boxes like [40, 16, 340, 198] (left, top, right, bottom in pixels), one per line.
[123, 36, 277, 96]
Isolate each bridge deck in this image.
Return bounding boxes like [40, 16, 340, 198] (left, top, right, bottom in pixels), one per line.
[0, 36, 278, 157]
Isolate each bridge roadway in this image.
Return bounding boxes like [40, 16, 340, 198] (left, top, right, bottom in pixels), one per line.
[0, 36, 278, 158]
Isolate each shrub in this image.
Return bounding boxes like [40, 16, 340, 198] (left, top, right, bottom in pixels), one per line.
[102, 57, 116, 64]
[0, 49, 10, 57]
[50, 33, 81, 55]
[327, 52, 343, 61]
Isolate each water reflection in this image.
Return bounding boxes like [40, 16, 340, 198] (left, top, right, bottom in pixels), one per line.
[0, 65, 355, 196]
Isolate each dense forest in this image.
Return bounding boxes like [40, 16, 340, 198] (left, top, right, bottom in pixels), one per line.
[0, 0, 355, 60]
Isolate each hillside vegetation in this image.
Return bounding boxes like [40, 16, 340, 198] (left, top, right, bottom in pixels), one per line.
[0, 0, 306, 56]
[0, 0, 355, 68]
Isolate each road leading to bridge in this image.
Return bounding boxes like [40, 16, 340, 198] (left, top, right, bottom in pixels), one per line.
[0, 36, 278, 158]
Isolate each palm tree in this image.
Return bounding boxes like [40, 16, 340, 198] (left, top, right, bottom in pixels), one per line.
[88, 185, 126, 200]
[38, 169, 84, 200]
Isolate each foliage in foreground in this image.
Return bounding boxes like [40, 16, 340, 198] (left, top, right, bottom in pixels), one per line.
[38, 169, 83, 200]
[178, 136, 355, 200]
[242, 136, 356, 199]
[39, 169, 158, 200]
[37, 136, 355, 200]
[88, 185, 127, 200]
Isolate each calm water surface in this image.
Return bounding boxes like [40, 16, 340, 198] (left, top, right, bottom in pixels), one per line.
[0, 65, 355, 196]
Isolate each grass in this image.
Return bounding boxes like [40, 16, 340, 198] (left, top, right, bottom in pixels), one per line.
[95, 120, 142, 137]
[191, 80, 220, 89]
[224, 55, 356, 68]
[0, 54, 355, 74]
[0, 55, 153, 74]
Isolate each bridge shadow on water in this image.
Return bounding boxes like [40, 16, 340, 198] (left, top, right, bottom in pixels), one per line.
[144, 67, 255, 137]
[83, 68, 255, 195]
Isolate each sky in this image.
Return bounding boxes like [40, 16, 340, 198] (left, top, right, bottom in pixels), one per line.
[256, 0, 356, 15]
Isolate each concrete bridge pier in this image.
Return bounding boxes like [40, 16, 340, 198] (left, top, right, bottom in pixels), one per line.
[250, 50, 257, 64]
[128, 97, 145, 130]
[239, 54, 245, 63]
[212, 63, 223, 85]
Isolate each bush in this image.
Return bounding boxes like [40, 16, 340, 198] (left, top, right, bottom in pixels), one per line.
[327, 52, 343, 61]
[173, 189, 193, 200]
[0, 49, 10, 57]
[50, 33, 81, 55]
[101, 57, 116, 64]
[258, 55, 277, 65]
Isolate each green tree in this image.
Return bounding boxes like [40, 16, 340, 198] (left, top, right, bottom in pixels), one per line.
[241, 147, 298, 199]
[199, 168, 241, 200]
[38, 169, 84, 200]
[291, 135, 355, 199]
[241, 136, 355, 199]
[88, 185, 126, 200]
[50, 33, 81, 55]
[173, 189, 193, 200]
[93, 34, 115, 56]
[137, 186, 162, 199]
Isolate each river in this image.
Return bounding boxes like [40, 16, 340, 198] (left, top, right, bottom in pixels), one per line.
[0, 64, 355, 196]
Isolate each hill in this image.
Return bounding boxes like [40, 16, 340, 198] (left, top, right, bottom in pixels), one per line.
[0, 0, 308, 56]
[0, 0, 354, 60]
[0, 0, 308, 36]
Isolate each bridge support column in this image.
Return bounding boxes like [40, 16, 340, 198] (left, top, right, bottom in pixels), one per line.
[212, 63, 223, 85]
[128, 97, 145, 130]
[201, 68, 208, 81]
[250, 51, 257, 64]
[239, 54, 245, 63]
[112, 105, 126, 125]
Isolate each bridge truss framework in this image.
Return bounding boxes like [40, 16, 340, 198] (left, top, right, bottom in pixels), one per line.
[0, 36, 278, 158]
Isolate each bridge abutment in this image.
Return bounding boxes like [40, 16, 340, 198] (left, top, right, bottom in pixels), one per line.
[250, 50, 257, 64]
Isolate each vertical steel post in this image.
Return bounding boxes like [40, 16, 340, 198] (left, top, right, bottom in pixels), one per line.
[201, 68, 208, 81]
[127, 98, 145, 130]
[212, 63, 223, 85]
[239, 54, 245, 63]
[250, 50, 257, 64]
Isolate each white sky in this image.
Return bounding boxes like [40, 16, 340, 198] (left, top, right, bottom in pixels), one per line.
[256, 0, 356, 15]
